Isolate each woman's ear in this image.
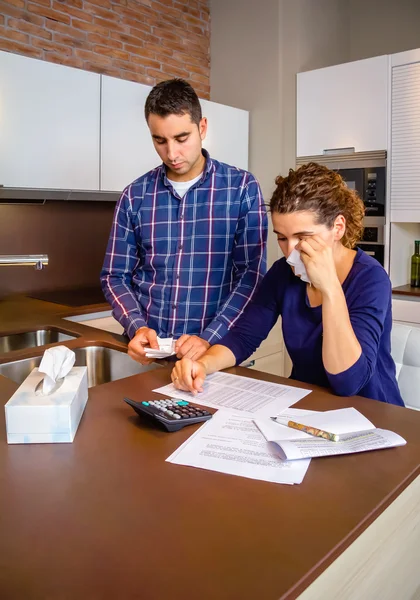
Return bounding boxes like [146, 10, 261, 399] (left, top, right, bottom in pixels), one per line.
[334, 215, 346, 241]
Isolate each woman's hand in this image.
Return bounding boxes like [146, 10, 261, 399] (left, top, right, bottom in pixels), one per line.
[171, 358, 207, 395]
[297, 235, 340, 294]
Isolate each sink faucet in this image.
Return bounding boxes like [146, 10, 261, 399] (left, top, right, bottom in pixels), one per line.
[0, 255, 49, 270]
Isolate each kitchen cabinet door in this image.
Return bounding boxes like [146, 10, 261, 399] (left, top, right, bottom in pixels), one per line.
[100, 76, 158, 193]
[390, 49, 420, 222]
[0, 50, 100, 190]
[297, 55, 389, 157]
[100, 75, 250, 193]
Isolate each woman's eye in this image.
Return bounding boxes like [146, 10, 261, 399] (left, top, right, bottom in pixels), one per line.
[277, 237, 286, 242]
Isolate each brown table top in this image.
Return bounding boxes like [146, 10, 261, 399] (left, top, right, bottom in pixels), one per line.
[392, 284, 420, 297]
[0, 366, 419, 600]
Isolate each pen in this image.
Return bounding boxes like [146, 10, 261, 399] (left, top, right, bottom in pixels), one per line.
[270, 417, 340, 442]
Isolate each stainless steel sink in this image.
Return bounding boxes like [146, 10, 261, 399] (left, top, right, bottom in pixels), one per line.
[0, 329, 78, 353]
[0, 346, 162, 388]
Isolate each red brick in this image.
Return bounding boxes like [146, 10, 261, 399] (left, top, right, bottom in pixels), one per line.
[93, 45, 130, 61]
[27, 3, 71, 25]
[130, 54, 161, 69]
[188, 70, 208, 85]
[87, 32, 123, 49]
[112, 5, 147, 25]
[72, 19, 109, 36]
[145, 42, 173, 57]
[124, 44, 156, 58]
[187, 62, 208, 76]
[46, 53, 85, 69]
[159, 38, 187, 53]
[21, 12, 45, 26]
[31, 37, 73, 56]
[55, 0, 84, 8]
[86, 0, 113, 9]
[0, 2, 23, 19]
[127, 21, 150, 37]
[93, 16, 127, 32]
[83, 2, 122, 23]
[112, 56, 137, 71]
[51, 2, 93, 23]
[2, 0, 25, 7]
[30, 0, 51, 5]
[82, 62, 120, 76]
[173, 2, 201, 19]
[44, 20, 87, 40]
[0, 15, 3, 26]
[53, 32, 86, 48]
[172, 49, 208, 67]
[111, 30, 145, 47]
[0, 38, 43, 57]
[0, 26, 29, 44]
[75, 48, 113, 64]
[7, 17, 53, 40]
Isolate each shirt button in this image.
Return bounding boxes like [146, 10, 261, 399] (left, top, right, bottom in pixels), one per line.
[180, 214, 184, 219]
[179, 245, 183, 250]
[172, 304, 176, 309]
[176, 274, 180, 279]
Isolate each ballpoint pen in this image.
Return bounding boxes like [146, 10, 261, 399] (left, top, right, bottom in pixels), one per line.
[270, 416, 340, 442]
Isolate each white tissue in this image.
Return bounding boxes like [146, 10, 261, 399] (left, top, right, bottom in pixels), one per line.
[38, 345, 76, 395]
[286, 248, 311, 284]
[145, 337, 176, 359]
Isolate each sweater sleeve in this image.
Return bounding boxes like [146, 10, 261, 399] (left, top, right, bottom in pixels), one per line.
[326, 265, 392, 396]
[219, 260, 286, 364]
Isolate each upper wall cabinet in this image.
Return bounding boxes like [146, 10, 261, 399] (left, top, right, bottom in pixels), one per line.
[100, 76, 157, 193]
[390, 48, 420, 222]
[297, 55, 389, 157]
[0, 50, 100, 190]
[101, 75, 249, 193]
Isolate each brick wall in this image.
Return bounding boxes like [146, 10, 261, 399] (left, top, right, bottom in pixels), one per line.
[0, 0, 210, 98]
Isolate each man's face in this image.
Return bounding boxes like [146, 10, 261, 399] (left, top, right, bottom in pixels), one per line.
[147, 112, 207, 181]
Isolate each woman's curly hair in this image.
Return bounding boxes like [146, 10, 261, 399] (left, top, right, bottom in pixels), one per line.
[269, 162, 365, 249]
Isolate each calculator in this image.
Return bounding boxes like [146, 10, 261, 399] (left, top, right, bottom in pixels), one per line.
[124, 397, 213, 432]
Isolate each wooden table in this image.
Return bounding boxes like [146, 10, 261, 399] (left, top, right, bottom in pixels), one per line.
[0, 367, 419, 600]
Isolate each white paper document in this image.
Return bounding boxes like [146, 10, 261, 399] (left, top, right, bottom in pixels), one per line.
[256, 407, 407, 460]
[145, 337, 176, 358]
[166, 411, 311, 485]
[154, 371, 312, 417]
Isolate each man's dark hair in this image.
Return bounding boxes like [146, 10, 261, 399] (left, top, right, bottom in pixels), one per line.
[144, 79, 202, 125]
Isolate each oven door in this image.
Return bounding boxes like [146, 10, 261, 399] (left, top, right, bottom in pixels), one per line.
[336, 168, 365, 199]
[357, 243, 384, 266]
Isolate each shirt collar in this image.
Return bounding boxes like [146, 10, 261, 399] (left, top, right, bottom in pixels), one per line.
[160, 149, 214, 188]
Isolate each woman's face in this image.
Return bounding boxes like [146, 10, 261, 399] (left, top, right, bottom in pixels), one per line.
[271, 210, 344, 259]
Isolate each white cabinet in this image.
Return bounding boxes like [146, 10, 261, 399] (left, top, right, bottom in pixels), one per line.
[390, 49, 420, 222]
[200, 98, 248, 170]
[297, 55, 389, 157]
[100, 76, 158, 193]
[100, 75, 249, 192]
[0, 50, 100, 190]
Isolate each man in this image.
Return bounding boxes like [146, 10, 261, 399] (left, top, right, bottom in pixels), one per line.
[101, 79, 267, 365]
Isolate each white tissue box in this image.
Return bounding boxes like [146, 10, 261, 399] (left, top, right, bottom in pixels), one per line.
[5, 367, 88, 444]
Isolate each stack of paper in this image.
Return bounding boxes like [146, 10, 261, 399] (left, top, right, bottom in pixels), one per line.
[145, 337, 176, 359]
[166, 411, 311, 485]
[255, 407, 407, 460]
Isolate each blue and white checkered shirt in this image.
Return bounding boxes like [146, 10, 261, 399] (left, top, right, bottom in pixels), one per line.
[100, 150, 268, 342]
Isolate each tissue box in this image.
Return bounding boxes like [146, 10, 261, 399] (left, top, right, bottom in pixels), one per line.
[5, 367, 88, 444]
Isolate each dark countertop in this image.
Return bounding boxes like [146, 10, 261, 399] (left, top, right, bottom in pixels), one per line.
[0, 366, 419, 600]
[392, 284, 420, 297]
[0, 293, 419, 599]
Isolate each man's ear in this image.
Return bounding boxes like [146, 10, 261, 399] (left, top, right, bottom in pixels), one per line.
[199, 117, 207, 141]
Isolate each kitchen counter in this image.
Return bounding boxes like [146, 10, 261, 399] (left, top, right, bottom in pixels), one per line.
[0, 367, 419, 599]
[0, 295, 419, 599]
[392, 284, 420, 297]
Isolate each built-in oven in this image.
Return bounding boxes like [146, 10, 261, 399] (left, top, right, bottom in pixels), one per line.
[296, 151, 387, 266]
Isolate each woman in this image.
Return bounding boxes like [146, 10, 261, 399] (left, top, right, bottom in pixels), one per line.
[171, 163, 404, 406]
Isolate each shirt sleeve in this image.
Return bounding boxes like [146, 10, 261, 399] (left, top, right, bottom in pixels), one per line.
[215, 260, 285, 364]
[200, 176, 269, 344]
[100, 187, 147, 339]
[326, 265, 392, 396]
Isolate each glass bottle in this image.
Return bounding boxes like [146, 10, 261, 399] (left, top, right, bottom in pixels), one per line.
[410, 240, 420, 287]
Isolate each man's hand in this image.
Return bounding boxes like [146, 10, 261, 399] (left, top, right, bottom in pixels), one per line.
[175, 335, 210, 360]
[128, 327, 159, 365]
